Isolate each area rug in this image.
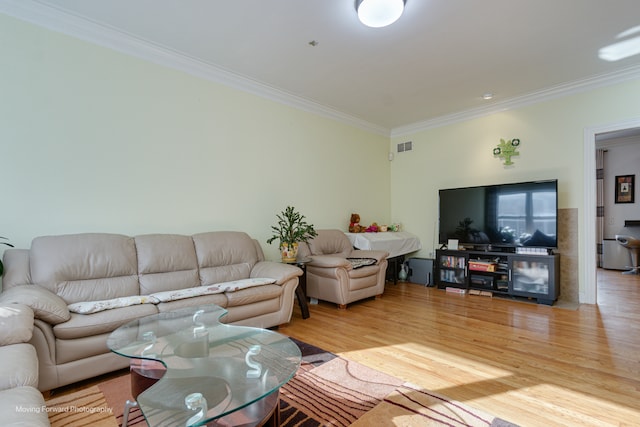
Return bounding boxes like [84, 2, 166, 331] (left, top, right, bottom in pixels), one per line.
[46, 338, 516, 427]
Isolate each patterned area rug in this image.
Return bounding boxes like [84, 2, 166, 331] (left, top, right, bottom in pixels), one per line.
[45, 338, 517, 427]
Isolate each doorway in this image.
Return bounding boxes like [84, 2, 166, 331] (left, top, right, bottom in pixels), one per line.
[584, 119, 640, 304]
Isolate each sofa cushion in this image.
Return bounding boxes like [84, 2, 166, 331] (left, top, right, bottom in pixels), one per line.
[193, 232, 259, 284]
[200, 263, 252, 286]
[0, 286, 70, 325]
[0, 344, 39, 390]
[251, 261, 302, 283]
[53, 304, 159, 340]
[348, 269, 379, 290]
[0, 304, 34, 345]
[55, 332, 116, 365]
[135, 234, 200, 294]
[308, 229, 353, 256]
[68, 295, 159, 314]
[225, 284, 283, 307]
[222, 298, 281, 324]
[156, 293, 228, 313]
[29, 233, 140, 303]
[349, 264, 381, 279]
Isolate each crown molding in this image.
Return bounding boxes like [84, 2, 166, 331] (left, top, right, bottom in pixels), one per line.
[0, 0, 390, 137]
[391, 64, 640, 138]
[3, 0, 639, 140]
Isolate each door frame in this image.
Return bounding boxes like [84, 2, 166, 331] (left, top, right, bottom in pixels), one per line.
[583, 117, 640, 304]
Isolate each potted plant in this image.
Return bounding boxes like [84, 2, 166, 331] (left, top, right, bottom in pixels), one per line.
[267, 206, 317, 262]
[0, 236, 14, 276]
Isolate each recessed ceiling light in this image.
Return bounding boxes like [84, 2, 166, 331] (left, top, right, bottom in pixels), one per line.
[482, 93, 494, 100]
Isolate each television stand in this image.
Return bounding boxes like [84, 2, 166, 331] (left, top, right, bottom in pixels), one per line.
[435, 248, 560, 305]
[488, 245, 516, 253]
[465, 243, 492, 252]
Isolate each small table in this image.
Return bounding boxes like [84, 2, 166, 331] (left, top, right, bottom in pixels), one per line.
[107, 305, 301, 427]
[284, 258, 311, 319]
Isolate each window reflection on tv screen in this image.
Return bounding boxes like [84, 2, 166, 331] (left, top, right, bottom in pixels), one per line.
[439, 180, 558, 249]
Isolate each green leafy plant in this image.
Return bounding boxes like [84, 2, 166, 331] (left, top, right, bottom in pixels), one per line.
[267, 206, 317, 249]
[0, 236, 14, 276]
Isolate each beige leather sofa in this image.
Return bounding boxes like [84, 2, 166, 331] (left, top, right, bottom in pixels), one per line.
[298, 229, 388, 308]
[0, 231, 301, 392]
[0, 304, 50, 426]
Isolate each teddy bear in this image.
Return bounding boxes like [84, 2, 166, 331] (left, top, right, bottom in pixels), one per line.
[388, 223, 402, 232]
[349, 213, 365, 233]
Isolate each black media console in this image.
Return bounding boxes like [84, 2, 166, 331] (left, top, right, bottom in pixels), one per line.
[435, 249, 560, 305]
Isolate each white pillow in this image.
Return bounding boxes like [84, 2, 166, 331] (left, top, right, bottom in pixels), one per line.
[68, 295, 159, 314]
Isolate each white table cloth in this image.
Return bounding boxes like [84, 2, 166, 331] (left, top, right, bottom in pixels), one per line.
[344, 231, 422, 258]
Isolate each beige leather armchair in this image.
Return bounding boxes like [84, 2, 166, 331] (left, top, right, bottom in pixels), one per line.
[298, 229, 388, 308]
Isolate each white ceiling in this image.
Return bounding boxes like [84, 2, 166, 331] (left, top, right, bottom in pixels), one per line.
[3, 0, 640, 135]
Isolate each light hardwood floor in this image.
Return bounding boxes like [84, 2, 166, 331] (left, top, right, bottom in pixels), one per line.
[279, 269, 640, 427]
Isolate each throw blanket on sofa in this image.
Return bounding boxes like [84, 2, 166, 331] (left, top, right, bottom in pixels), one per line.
[347, 258, 377, 269]
[67, 278, 277, 314]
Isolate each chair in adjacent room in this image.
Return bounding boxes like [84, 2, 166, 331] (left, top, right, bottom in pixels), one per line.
[615, 234, 640, 274]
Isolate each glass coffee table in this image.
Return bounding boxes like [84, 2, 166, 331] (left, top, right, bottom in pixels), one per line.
[107, 305, 301, 427]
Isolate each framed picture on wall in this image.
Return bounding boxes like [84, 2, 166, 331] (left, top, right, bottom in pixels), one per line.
[615, 175, 635, 204]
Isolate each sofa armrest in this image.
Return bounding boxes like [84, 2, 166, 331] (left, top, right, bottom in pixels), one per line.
[307, 255, 352, 269]
[0, 304, 34, 346]
[1, 249, 31, 290]
[0, 344, 39, 390]
[349, 249, 389, 264]
[0, 285, 71, 325]
[251, 261, 302, 284]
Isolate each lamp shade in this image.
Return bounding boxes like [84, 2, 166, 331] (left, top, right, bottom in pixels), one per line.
[356, 0, 405, 28]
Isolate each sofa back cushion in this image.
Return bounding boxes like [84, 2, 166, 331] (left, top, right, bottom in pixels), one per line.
[135, 234, 200, 295]
[29, 233, 139, 304]
[308, 229, 353, 257]
[193, 232, 258, 285]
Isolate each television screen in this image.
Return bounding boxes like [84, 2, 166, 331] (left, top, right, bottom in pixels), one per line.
[438, 180, 558, 249]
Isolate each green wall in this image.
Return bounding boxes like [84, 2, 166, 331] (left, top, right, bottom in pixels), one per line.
[0, 14, 390, 260]
[3, 12, 640, 300]
[390, 80, 640, 300]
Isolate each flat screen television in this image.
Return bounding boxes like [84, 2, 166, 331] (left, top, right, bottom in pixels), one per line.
[439, 179, 558, 250]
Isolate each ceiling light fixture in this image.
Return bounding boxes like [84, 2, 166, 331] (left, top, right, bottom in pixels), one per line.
[482, 93, 494, 100]
[356, 0, 405, 28]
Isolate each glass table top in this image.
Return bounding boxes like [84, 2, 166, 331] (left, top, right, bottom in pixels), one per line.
[107, 305, 301, 427]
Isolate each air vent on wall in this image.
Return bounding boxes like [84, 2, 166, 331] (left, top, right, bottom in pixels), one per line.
[397, 141, 412, 153]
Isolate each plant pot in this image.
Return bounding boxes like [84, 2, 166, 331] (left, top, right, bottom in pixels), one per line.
[280, 242, 299, 263]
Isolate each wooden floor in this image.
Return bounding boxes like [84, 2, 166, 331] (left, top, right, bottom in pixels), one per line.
[279, 268, 640, 427]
